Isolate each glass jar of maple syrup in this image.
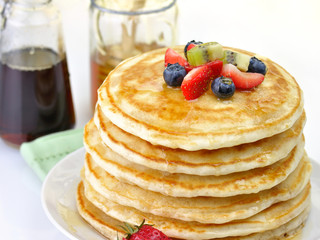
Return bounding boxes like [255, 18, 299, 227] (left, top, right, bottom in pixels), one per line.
[90, 0, 178, 107]
[0, 0, 75, 146]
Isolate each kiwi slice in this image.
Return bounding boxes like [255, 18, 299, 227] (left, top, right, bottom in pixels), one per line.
[187, 42, 223, 66]
[223, 50, 251, 72]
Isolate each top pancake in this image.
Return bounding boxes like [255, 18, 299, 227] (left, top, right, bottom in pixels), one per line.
[98, 46, 304, 150]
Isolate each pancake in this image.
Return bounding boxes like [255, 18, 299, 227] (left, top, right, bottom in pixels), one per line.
[80, 180, 311, 239]
[78, 44, 311, 239]
[82, 153, 311, 224]
[98, 46, 304, 150]
[93, 106, 306, 175]
[77, 181, 310, 240]
[84, 133, 305, 197]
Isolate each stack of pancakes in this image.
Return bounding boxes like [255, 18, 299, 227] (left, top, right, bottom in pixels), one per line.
[77, 46, 311, 239]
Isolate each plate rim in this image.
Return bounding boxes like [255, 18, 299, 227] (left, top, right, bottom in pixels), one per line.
[41, 147, 86, 240]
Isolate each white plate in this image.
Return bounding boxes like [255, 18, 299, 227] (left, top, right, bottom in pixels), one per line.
[41, 147, 105, 240]
[42, 147, 320, 240]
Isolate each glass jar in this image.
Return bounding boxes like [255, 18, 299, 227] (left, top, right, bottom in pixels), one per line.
[90, 0, 178, 107]
[0, 0, 75, 146]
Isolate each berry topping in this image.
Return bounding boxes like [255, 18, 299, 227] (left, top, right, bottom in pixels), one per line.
[163, 63, 187, 87]
[184, 64, 195, 73]
[164, 48, 188, 67]
[181, 60, 223, 100]
[221, 63, 265, 89]
[211, 76, 235, 99]
[187, 42, 224, 66]
[184, 40, 203, 58]
[247, 56, 267, 75]
[222, 50, 267, 75]
[120, 220, 171, 240]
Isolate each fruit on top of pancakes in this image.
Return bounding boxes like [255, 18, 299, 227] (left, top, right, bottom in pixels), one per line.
[221, 63, 265, 89]
[187, 42, 224, 66]
[184, 40, 203, 58]
[120, 219, 171, 240]
[164, 48, 188, 67]
[222, 50, 251, 72]
[163, 63, 187, 87]
[248, 56, 267, 75]
[223, 50, 267, 75]
[211, 76, 235, 99]
[181, 60, 223, 100]
[162, 42, 267, 100]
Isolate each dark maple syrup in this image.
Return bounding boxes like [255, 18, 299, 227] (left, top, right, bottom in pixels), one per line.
[0, 47, 75, 145]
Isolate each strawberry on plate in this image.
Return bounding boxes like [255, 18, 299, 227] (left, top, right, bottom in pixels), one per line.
[181, 60, 223, 100]
[221, 63, 265, 89]
[164, 48, 188, 67]
[120, 220, 171, 240]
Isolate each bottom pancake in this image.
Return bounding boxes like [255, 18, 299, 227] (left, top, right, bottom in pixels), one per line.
[77, 181, 311, 240]
[76, 181, 310, 240]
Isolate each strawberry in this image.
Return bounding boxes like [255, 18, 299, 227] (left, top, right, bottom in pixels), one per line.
[184, 60, 223, 73]
[120, 220, 171, 240]
[164, 48, 188, 67]
[184, 64, 194, 73]
[221, 63, 264, 89]
[181, 60, 223, 100]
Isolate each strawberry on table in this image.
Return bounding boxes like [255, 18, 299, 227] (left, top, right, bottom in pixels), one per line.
[120, 220, 171, 240]
[221, 63, 265, 89]
[181, 60, 223, 100]
[164, 48, 188, 67]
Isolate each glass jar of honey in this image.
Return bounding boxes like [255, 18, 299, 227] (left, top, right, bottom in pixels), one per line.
[90, 0, 178, 107]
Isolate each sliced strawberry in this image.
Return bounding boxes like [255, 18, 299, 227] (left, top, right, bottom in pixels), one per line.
[221, 64, 264, 89]
[184, 64, 194, 73]
[181, 60, 223, 100]
[206, 60, 223, 77]
[164, 48, 188, 67]
[185, 60, 223, 73]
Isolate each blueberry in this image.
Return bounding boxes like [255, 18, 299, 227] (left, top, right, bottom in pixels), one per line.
[247, 57, 267, 75]
[163, 63, 187, 87]
[211, 77, 235, 99]
[184, 40, 203, 58]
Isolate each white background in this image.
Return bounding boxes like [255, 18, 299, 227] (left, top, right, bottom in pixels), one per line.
[0, 0, 319, 239]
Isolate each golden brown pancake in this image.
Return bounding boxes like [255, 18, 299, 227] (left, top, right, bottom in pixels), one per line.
[77, 181, 310, 240]
[98, 46, 304, 150]
[78, 45, 310, 239]
[82, 153, 311, 224]
[84, 131, 305, 197]
[93, 107, 306, 175]
[78, 181, 311, 239]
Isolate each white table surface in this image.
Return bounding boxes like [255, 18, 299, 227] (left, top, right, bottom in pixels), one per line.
[0, 0, 319, 239]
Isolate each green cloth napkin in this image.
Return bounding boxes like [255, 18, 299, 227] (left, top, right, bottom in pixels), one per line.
[20, 128, 84, 181]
